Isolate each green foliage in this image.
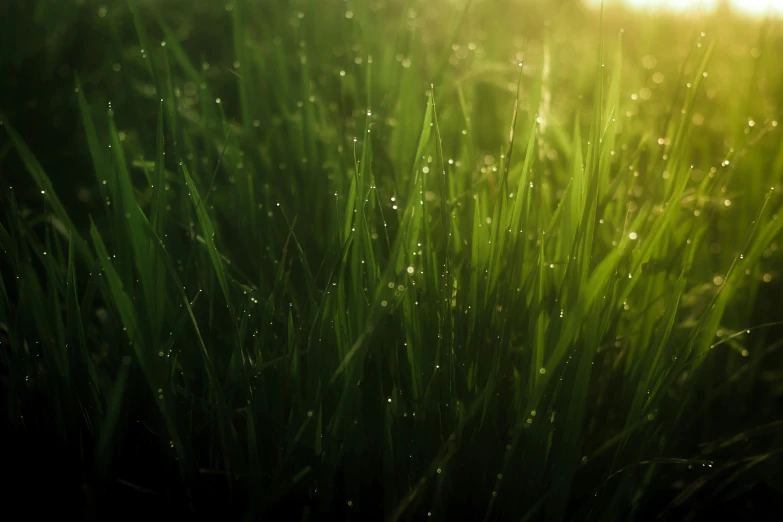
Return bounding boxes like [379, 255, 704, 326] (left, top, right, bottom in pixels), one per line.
[1, 0, 782, 520]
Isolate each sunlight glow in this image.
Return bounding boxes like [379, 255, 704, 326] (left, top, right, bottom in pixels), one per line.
[734, 0, 783, 15]
[588, 0, 783, 16]
[610, 0, 718, 12]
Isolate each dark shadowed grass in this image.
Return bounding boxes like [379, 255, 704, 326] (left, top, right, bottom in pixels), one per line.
[1, 0, 782, 520]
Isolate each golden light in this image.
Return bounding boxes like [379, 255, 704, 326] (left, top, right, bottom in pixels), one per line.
[588, 0, 783, 16]
[733, 0, 783, 15]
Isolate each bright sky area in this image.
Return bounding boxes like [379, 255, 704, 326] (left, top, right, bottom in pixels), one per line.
[587, 0, 783, 15]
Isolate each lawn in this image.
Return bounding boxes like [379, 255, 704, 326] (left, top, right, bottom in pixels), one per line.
[1, 0, 782, 520]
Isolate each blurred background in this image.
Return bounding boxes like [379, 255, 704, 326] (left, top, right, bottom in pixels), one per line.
[1, 1, 782, 520]
[2, 0, 781, 205]
[589, 0, 783, 16]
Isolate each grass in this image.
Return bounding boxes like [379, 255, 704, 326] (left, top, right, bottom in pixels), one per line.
[1, 0, 782, 520]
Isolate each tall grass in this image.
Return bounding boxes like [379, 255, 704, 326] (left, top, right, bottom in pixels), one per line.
[1, 0, 782, 519]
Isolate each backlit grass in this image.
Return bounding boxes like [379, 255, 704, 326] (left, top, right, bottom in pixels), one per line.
[1, 0, 782, 520]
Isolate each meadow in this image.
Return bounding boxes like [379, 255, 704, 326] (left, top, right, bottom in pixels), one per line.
[1, 0, 782, 520]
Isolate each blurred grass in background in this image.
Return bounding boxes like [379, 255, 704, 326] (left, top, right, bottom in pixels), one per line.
[1, 0, 782, 520]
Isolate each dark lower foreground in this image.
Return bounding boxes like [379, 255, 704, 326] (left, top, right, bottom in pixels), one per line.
[2, 2, 783, 522]
[9, 426, 781, 522]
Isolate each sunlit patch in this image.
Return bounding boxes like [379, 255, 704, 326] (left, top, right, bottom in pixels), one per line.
[588, 0, 783, 16]
[588, 0, 718, 12]
[733, 0, 783, 15]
